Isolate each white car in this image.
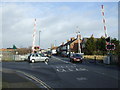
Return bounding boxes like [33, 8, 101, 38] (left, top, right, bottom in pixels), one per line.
[28, 53, 49, 63]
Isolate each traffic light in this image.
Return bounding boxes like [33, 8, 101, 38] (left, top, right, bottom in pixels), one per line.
[105, 37, 110, 42]
[106, 43, 115, 50]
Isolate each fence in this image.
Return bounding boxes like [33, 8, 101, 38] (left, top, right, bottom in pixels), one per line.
[84, 55, 106, 60]
[1, 51, 29, 61]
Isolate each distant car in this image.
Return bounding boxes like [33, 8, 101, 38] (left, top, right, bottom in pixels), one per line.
[44, 51, 52, 58]
[61, 53, 68, 57]
[28, 53, 49, 63]
[70, 53, 83, 63]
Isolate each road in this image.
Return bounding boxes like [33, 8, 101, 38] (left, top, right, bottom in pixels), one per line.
[2, 56, 120, 89]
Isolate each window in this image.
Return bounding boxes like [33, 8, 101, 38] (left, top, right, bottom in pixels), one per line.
[36, 54, 39, 57]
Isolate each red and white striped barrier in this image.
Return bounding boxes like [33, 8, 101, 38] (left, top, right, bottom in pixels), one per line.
[32, 19, 37, 53]
[101, 5, 108, 38]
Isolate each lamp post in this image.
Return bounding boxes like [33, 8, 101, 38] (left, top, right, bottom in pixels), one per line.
[39, 30, 41, 48]
[55, 40, 57, 47]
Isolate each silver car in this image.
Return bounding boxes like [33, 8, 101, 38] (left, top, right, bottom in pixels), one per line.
[28, 53, 49, 63]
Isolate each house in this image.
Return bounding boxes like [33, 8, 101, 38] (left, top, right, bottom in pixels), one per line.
[51, 46, 58, 55]
[57, 35, 82, 57]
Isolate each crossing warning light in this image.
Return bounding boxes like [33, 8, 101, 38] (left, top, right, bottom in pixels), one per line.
[106, 43, 115, 50]
[34, 46, 40, 50]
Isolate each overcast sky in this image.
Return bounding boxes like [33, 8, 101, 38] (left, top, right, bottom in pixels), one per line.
[1, 1, 118, 49]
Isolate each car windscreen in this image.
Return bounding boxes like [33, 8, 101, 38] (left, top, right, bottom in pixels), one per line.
[39, 53, 45, 57]
[73, 54, 82, 57]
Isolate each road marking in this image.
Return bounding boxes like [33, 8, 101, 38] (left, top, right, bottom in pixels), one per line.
[60, 66, 64, 68]
[52, 56, 70, 64]
[55, 65, 88, 72]
[16, 70, 53, 90]
[76, 68, 79, 71]
[76, 77, 87, 81]
[68, 68, 73, 71]
[56, 68, 66, 72]
[45, 62, 48, 65]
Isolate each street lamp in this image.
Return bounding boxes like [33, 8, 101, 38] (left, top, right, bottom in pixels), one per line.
[39, 30, 41, 48]
[55, 40, 57, 47]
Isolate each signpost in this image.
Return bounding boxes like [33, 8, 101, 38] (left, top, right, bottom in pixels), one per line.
[105, 37, 115, 64]
[13, 45, 17, 61]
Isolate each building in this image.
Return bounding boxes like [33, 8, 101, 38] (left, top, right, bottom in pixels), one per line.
[51, 45, 58, 55]
[56, 35, 82, 57]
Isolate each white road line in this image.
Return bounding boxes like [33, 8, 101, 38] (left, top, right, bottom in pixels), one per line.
[60, 66, 64, 68]
[52, 56, 71, 64]
[56, 68, 66, 72]
[16, 70, 53, 90]
[76, 68, 79, 71]
[52, 56, 89, 72]
[76, 77, 87, 81]
[45, 62, 48, 65]
[68, 68, 73, 71]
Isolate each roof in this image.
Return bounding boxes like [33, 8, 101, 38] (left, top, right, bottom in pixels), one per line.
[51, 46, 58, 50]
[57, 38, 77, 49]
[0, 49, 14, 51]
[64, 38, 77, 46]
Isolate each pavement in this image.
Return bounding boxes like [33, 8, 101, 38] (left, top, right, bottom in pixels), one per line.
[2, 68, 39, 88]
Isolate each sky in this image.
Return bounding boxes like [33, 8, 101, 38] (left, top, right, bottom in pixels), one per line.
[0, 1, 119, 49]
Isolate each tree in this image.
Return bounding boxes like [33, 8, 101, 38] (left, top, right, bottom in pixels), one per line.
[84, 36, 96, 55]
[13, 45, 17, 49]
[16, 47, 32, 55]
[96, 37, 106, 55]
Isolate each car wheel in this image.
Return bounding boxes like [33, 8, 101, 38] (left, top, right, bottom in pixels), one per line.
[31, 59, 35, 63]
[80, 60, 82, 63]
[71, 59, 74, 63]
[45, 59, 49, 62]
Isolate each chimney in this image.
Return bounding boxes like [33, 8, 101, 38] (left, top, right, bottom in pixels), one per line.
[67, 40, 70, 42]
[71, 37, 75, 41]
[77, 35, 81, 39]
[91, 34, 94, 38]
[62, 42, 64, 45]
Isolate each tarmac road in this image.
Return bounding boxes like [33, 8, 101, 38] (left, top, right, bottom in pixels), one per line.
[2, 56, 120, 89]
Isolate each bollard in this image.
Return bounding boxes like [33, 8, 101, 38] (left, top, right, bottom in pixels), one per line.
[94, 55, 96, 64]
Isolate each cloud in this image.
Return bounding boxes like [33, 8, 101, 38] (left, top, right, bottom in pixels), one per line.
[2, 2, 118, 49]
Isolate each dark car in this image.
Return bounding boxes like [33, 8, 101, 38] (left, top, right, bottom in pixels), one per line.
[61, 53, 68, 57]
[70, 53, 83, 63]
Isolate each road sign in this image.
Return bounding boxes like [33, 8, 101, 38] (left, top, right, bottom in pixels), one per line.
[105, 37, 110, 42]
[106, 43, 115, 50]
